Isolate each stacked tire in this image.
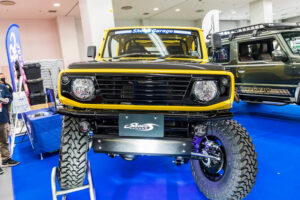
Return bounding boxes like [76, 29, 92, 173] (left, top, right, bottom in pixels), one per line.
[23, 63, 46, 106]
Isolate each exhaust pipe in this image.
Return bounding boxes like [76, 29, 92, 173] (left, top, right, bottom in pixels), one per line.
[120, 154, 137, 161]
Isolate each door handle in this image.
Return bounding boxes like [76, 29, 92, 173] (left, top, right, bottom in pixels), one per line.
[238, 70, 245, 73]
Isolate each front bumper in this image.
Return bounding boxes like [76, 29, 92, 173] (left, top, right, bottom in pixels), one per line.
[57, 107, 233, 122]
[93, 135, 192, 156]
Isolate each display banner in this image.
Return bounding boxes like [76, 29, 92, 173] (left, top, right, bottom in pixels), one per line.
[5, 24, 29, 94]
[202, 9, 220, 42]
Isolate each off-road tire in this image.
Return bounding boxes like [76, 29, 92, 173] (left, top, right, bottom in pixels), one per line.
[191, 120, 258, 200]
[58, 116, 89, 190]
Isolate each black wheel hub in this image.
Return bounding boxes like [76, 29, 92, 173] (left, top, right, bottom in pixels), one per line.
[198, 136, 226, 181]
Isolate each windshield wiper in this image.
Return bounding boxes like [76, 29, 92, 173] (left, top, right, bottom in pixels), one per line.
[112, 53, 153, 59]
[158, 54, 199, 59]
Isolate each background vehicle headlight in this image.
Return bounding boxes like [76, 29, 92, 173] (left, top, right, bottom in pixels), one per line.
[72, 78, 95, 100]
[192, 80, 218, 102]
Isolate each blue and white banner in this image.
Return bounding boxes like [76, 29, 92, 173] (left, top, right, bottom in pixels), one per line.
[5, 24, 28, 93]
[115, 29, 192, 35]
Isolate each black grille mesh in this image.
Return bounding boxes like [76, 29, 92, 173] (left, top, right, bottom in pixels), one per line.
[96, 74, 191, 104]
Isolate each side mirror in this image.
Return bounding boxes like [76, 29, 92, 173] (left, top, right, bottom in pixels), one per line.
[272, 50, 288, 62]
[211, 33, 222, 51]
[87, 46, 96, 59]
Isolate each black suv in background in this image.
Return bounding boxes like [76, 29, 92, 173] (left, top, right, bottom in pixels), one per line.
[208, 23, 300, 105]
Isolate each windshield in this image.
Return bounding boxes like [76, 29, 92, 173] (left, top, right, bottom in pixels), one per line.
[282, 32, 300, 54]
[102, 28, 203, 59]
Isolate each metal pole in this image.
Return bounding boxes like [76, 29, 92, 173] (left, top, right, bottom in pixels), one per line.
[51, 167, 58, 200]
[51, 160, 96, 200]
[87, 161, 96, 200]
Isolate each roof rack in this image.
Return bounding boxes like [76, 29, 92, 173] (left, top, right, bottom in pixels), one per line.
[207, 23, 300, 40]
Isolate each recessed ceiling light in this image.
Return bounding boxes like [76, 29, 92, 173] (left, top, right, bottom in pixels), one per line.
[153, 7, 159, 11]
[231, 10, 237, 14]
[53, 3, 60, 7]
[143, 12, 150, 15]
[48, 10, 57, 13]
[195, 9, 204, 13]
[0, 0, 16, 6]
[121, 5, 132, 10]
[175, 8, 181, 12]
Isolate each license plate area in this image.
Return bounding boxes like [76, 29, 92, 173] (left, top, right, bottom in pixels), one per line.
[119, 114, 164, 137]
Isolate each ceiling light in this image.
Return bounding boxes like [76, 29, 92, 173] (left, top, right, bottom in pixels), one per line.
[121, 5, 132, 10]
[53, 3, 60, 7]
[175, 8, 181, 12]
[231, 10, 237, 14]
[153, 7, 159, 11]
[48, 10, 57, 13]
[0, 0, 16, 6]
[196, 9, 204, 13]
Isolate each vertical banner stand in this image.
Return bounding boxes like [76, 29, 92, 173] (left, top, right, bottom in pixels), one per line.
[10, 77, 31, 155]
[51, 161, 96, 200]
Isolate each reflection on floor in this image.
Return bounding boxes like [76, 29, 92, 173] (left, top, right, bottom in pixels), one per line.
[0, 167, 13, 200]
[11, 102, 300, 200]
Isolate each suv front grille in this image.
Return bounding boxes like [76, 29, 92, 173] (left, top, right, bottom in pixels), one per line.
[95, 74, 191, 104]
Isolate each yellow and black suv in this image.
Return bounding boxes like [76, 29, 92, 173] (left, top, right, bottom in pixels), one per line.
[208, 23, 300, 105]
[57, 27, 257, 200]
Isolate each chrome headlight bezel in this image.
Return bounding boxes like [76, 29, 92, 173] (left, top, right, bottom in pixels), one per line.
[71, 78, 95, 101]
[192, 80, 219, 102]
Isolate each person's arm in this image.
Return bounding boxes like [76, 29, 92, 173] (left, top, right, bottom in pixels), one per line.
[2, 86, 12, 105]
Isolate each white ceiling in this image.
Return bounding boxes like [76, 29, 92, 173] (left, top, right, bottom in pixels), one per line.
[113, 0, 300, 21]
[0, 0, 299, 21]
[113, 0, 253, 20]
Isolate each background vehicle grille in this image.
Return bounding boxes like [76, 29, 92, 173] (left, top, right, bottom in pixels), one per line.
[95, 74, 191, 104]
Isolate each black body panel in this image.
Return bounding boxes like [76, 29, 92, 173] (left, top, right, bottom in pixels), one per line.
[68, 60, 224, 71]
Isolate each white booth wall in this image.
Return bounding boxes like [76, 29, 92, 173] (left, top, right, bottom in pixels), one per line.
[0, 19, 62, 69]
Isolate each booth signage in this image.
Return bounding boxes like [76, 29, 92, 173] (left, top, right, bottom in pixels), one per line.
[5, 24, 29, 94]
[12, 91, 30, 114]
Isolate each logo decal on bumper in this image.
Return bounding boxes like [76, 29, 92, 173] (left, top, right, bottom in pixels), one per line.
[124, 123, 159, 131]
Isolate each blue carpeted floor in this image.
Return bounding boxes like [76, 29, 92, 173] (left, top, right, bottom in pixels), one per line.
[11, 102, 300, 200]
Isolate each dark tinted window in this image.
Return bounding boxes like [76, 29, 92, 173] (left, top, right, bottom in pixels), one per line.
[238, 38, 279, 62]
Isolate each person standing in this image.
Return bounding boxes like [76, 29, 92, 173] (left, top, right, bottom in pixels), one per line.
[0, 79, 19, 175]
[0, 73, 13, 121]
[0, 73, 13, 94]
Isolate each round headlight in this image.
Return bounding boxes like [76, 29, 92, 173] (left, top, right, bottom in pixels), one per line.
[192, 80, 218, 102]
[72, 78, 95, 100]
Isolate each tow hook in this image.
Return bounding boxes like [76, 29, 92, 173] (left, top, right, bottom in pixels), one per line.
[173, 156, 185, 166]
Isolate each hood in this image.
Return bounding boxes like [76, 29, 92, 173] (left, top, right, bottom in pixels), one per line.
[68, 60, 225, 71]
